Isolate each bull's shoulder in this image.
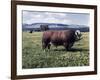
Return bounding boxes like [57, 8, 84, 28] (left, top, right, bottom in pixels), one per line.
[64, 30, 75, 34]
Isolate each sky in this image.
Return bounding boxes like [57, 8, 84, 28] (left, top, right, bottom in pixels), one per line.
[22, 10, 90, 26]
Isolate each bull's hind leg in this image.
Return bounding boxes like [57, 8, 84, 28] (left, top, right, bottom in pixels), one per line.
[47, 43, 51, 49]
[42, 43, 47, 50]
[42, 42, 51, 52]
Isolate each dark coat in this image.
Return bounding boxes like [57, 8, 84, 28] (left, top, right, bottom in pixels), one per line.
[42, 30, 77, 50]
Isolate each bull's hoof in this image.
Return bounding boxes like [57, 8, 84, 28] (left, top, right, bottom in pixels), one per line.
[65, 48, 71, 51]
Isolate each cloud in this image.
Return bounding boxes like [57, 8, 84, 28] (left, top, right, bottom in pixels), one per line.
[23, 11, 70, 24]
[22, 11, 89, 26]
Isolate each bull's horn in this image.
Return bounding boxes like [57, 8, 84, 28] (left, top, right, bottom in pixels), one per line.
[75, 30, 81, 40]
[75, 30, 81, 36]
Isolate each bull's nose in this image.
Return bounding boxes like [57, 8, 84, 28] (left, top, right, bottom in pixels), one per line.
[79, 37, 82, 40]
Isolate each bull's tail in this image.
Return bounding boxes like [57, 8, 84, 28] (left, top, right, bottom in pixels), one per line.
[42, 37, 45, 50]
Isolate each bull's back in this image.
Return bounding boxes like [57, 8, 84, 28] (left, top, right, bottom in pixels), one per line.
[42, 30, 75, 43]
[51, 30, 75, 40]
[51, 31, 65, 41]
[51, 30, 75, 45]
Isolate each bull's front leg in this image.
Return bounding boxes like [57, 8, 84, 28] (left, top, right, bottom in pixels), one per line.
[68, 42, 74, 50]
[64, 42, 73, 51]
[63, 43, 69, 51]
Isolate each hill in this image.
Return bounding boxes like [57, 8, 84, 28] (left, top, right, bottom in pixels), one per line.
[22, 23, 89, 32]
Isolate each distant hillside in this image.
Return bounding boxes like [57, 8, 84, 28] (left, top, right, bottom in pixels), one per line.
[22, 23, 89, 32]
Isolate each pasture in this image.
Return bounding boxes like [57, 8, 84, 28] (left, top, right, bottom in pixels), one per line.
[22, 31, 89, 69]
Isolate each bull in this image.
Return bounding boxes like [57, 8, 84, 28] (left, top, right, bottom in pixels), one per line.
[42, 30, 82, 51]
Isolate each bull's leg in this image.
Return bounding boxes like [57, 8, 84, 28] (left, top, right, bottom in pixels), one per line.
[42, 42, 51, 52]
[42, 42, 47, 50]
[64, 42, 74, 51]
[68, 42, 74, 50]
[63, 43, 69, 51]
[47, 43, 51, 49]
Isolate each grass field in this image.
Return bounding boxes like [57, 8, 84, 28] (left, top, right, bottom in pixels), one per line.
[22, 31, 89, 69]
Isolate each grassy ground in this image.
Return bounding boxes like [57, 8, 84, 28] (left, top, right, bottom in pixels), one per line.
[22, 31, 89, 69]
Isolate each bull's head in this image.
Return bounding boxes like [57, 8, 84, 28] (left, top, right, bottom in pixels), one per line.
[75, 30, 82, 41]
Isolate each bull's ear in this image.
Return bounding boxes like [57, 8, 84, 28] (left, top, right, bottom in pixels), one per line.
[75, 30, 81, 37]
[75, 30, 81, 35]
[75, 30, 78, 36]
[75, 31, 78, 36]
[75, 30, 81, 41]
